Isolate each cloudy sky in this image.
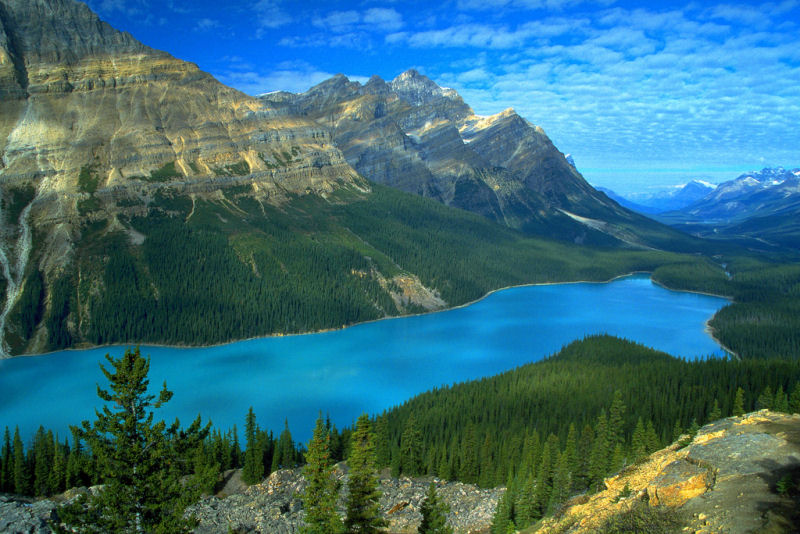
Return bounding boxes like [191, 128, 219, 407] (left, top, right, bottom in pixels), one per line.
[86, 0, 799, 194]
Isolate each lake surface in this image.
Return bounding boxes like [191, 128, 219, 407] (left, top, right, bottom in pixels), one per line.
[0, 275, 728, 443]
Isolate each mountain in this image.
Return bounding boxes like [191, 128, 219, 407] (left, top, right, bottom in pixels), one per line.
[657, 167, 800, 249]
[598, 180, 717, 215]
[260, 70, 691, 248]
[0, 0, 712, 356]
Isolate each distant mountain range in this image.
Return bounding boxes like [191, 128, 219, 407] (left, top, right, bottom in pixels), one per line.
[597, 180, 717, 215]
[655, 167, 800, 250]
[260, 70, 682, 246]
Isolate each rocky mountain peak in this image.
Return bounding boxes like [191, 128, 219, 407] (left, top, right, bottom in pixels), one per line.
[389, 68, 461, 106]
[0, 0, 153, 65]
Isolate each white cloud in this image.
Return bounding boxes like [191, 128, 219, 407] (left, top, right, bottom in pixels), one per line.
[312, 7, 404, 33]
[254, 0, 292, 37]
[196, 18, 220, 31]
[364, 8, 404, 31]
[215, 61, 368, 95]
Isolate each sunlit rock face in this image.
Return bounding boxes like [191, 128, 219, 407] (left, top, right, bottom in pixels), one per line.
[262, 69, 633, 238]
[0, 0, 365, 354]
[0, 0, 363, 216]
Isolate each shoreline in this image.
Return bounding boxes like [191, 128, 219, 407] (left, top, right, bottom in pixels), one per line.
[7, 271, 732, 360]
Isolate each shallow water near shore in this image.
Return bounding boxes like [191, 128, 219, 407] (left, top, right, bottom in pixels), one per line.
[0, 275, 728, 442]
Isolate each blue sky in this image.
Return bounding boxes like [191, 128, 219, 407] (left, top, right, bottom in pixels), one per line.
[85, 0, 799, 194]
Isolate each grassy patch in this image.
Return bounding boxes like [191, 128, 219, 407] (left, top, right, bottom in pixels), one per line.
[213, 161, 251, 177]
[148, 161, 182, 182]
[78, 163, 101, 194]
[598, 501, 687, 533]
[1, 184, 36, 223]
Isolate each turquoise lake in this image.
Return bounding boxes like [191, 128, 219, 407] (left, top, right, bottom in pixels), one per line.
[0, 275, 729, 443]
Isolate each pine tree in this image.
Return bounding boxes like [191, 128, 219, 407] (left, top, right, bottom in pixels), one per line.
[773, 386, 789, 413]
[707, 399, 722, 422]
[630, 418, 647, 462]
[574, 424, 593, 492]
[65, 428, 86, 489]
[789, 383, 800, 414]
[373, 416, 390, 468]
[400, 415, 424, 476]
[531, 438, 554, 517]
[459, 425, 479, 484]
[491, 484, 515, 534]
[671, 419, 683, 442]
[547, 450, 570, 514]
[272, 419, 296, 471]
[59, 347, 204, 533]
[1, 427, 11, 492]
[418, 483, 452, 534]
[13, 426, 28, 495]
[344, 414, 386, 534]
[301, 415, 343, 534]
[587, 411, 608, 491]
[50, 436, 67, 495]
[242, 407, 264, 484]
[756, 386, 774, 410]
[606, 390, 626, 452]
[733, 387, 746, 416]
[231, 425, 242, 468]
[644, 420, 660, 453]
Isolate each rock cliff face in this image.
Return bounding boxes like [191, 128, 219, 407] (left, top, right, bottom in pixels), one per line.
[0, 0, 364, 354]
[261, 70, 640, 242]
[535, 410, 800, 534]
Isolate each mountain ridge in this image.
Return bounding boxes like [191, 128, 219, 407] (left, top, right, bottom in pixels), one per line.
[261, 69, 696, 248]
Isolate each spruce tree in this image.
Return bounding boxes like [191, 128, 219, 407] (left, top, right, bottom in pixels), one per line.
[373, 416, 391, 468]
[272, 419, 296, 471]
[418, 483, 452, 534]
[344, 414, 386, 533]
[547, 451, 570, 514]
[1, 427, 11, 492]
[789, 383, 800, 414]
[13, 426, 28, 495]
[707, 399, 722, 422]
[733, 387, 746, 416]
[756, 386, 774, 410]
[606, 390, 626, 452]
[491, 475, 516, 534]
[302, 415, 343, 534]
[644, 419, 660, 453]
[773, 386, 789, 413]
[58, 347, 203, 533]
[242, 407, 264, 484]
[400, 415, 424, 476]
[630, 418, 647, 463]
[587, 411, 608, 491]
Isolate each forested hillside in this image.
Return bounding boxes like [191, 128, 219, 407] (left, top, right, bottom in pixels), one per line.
[374, 335, 800, 531]
[9, 183, 702, 355]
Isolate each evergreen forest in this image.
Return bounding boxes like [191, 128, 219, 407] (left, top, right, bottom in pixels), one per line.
[3, 336, 800, 531]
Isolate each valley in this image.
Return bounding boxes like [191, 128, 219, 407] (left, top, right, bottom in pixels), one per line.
[1, 0, 799, 532]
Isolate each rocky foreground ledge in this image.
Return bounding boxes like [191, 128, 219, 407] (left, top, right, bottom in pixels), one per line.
[0, 466, 502, 534]
[535, 410, 800, 534]
[3, 411, 799, 534]
[188, 465, 502, 533]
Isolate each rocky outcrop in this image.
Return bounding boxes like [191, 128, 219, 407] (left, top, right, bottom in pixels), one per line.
[0, 468, 502, 533]
[188, 465, 502, 534]
[535, 410, 800, 534]
[0, 494, 59, 533]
